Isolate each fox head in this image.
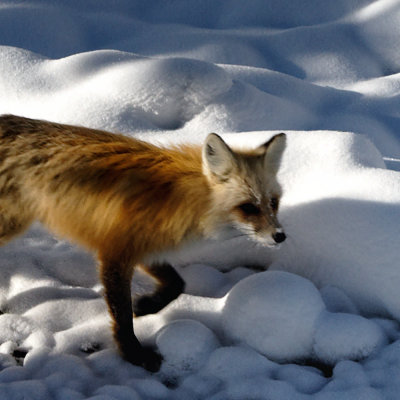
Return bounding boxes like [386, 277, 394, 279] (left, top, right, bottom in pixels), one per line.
[202, 133, 286, 247]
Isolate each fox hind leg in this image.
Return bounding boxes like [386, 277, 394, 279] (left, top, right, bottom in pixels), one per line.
[133, 263, 185, 317]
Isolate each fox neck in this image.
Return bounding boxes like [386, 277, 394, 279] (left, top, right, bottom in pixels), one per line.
[168, 167, 214, 242]
[127, 144, 216, 253]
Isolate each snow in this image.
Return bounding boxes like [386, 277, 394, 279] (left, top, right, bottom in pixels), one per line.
[222, 271, 326, 363]
[1, 0, 400, 398]
[156, 319, 220, 382]
[313, 312, 385, 365]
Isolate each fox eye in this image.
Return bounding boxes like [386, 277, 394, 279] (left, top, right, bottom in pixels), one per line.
[238, 202, 261, 216]
[270, 197, 279, 211]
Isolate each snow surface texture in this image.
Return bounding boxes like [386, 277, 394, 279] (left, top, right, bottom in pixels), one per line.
[1, 0, 400, 398]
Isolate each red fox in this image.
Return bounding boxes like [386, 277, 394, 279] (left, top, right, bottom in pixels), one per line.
[0, 115, 286, 371]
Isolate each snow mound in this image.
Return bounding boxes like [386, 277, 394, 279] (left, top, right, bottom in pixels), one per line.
[0, 47, 233, 134]
[313, 312, 385, 364]
[222, 271, 325, 362]
[0, 45, 315, 139]
[222, 271, 385, 364]
[156, 319, 219, 380]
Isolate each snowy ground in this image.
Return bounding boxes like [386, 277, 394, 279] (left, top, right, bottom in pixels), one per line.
[1, 0, 400, 399]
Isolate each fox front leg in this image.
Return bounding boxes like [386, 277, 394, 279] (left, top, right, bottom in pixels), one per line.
[100, 257, 162, 372]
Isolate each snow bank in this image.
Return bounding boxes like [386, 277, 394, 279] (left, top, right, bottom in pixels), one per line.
[272, 131, 400, 320]
[3, 0, 400, 157]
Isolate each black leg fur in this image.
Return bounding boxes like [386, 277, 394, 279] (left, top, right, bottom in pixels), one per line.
[133, 263, 185, 317]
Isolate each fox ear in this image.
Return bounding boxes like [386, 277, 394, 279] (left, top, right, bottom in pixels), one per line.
[203, 133, 236, 181]
[261, 133, 286, 174]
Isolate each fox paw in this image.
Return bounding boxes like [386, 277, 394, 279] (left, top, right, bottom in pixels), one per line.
[141, 347, 163, 372]
[133, 295, 166, 317]
[124, 346, 162, 372]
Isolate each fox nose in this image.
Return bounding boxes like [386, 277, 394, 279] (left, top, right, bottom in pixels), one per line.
[273, 231, 286, 244]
